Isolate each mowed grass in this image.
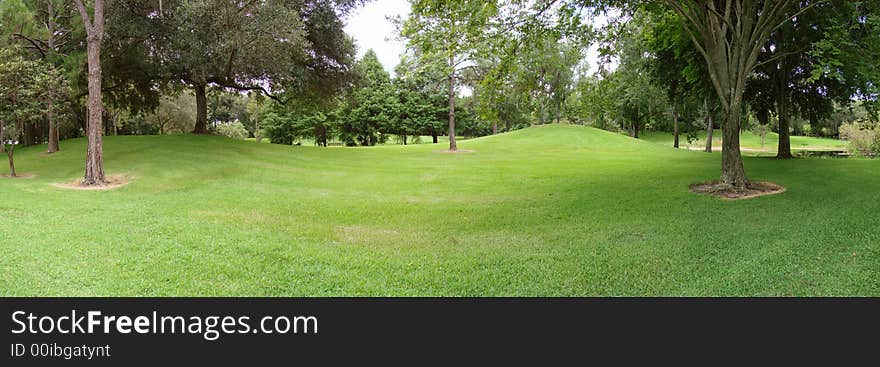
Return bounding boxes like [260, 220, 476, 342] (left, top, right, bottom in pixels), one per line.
[1, 124, 877, 296]
[641, 129, 847, 155]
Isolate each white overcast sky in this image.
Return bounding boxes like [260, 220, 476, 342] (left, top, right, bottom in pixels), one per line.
[343, 0, 411, 75]
[343, 0, 607, 77]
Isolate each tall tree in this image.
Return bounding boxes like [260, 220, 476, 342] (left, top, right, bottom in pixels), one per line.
[749, 1, 880, 158]
[401, 0, 498, 151]
[73, 0, 105, 185]
[663, 0, 823, 188]
[112, 0, 358, 135]
[339, 50, 398, 146]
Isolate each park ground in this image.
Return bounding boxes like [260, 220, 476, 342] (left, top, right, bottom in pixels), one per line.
[641, 129, 848, 156]
[0, 124, 877, 296]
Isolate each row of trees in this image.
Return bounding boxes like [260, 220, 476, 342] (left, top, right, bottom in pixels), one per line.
[1, 0, 360, 185]
[260, 50, 491, 147]
[551, 1, 878, 187]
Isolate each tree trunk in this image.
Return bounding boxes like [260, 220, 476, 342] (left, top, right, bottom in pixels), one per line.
[632, 105, 640, 139]
[46, 0, 60, 153]
[83, 35, 105, 185]
[193, 83, 208, 134]
[672, 106, 680, 148]
[775, 65, 793, 159]
[492, 122, 498, 135]
[720, 108, 748, 187]
[254, 109, 261, 143]
[47, 101, 59, 153]
[705, 99, 713, 153]
[432, 133, 438, 144]
[402, 134, 407, 145]
[6, 144, 15, 178]
[447, 69, 457, 152]
[74, 0, 106, 186]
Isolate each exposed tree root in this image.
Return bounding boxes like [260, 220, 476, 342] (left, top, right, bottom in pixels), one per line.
[52, 174, 132, 191]
[690, 181, 785, 200]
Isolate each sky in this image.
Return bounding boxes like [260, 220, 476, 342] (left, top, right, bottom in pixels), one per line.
[343, 0, 411, 76]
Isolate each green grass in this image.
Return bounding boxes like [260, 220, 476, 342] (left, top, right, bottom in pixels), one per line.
[1, 124, 877, 296]
[641, 129, 847, 156]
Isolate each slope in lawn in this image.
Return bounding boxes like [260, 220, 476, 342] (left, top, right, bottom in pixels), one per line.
[0, 125, 877, 296]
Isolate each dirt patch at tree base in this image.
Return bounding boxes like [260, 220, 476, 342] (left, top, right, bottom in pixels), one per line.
[1, 173, 36, 179]
[436, 149, 474, 154]
[689, 181, 786, 200]
[51, 174, 132, 191]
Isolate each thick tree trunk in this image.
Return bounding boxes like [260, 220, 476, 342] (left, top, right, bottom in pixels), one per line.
[432, 133, 438, 144]
[447, 70, 457, 152]
[672, 107, 680, 148]
[75, 0, 106, 186]
[775, 67, 793, 159]
[720, 108, 748, 187]
[776, 105, 793, 159]
[193, 83, 208, 134]
[83, 36, 105, 185]
[6, 144, 15, 178]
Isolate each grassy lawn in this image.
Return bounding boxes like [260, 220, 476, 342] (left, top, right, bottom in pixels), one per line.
[1, 124, 877, 296]
[641, 129, 847, 156]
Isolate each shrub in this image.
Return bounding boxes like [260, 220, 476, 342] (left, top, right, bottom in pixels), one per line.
[214, 121, 248, 140]
[839, 121, 880, 157]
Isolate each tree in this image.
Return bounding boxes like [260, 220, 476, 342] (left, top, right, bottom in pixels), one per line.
[0, 49, 64, 177]
[610, 15, 666, 139]
[748, 1, 880, 158]
[148, 93, 196, 134]
[73, 0, 106, 185]
[339, 50, 399, 146]
[401, 0, 498, 151]
[112, 0, 358, 135]
[645, 9, 706, 148]
[10, 0, 75, 153]
[663, 0, 821, 188]
[395, 54, 453, 143]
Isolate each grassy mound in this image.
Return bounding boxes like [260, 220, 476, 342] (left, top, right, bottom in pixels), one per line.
[1, 124, 877, 296]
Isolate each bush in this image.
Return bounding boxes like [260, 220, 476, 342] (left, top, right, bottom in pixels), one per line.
[214, 121, 248, 140]
[839, 121, 880, 157]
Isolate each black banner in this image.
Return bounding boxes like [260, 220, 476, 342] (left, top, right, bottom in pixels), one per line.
[1, 298, 877, 364]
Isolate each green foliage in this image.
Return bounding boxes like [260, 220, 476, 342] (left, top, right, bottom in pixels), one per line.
[148, 93, 197, 134]
[215, 121, 248, 140]
[839, 121, 880, 157]
[338, 50, 399, 146]
[208, 92, 249, 133]
[0, 47, 67, 135]
[109, 0, 357, 99]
